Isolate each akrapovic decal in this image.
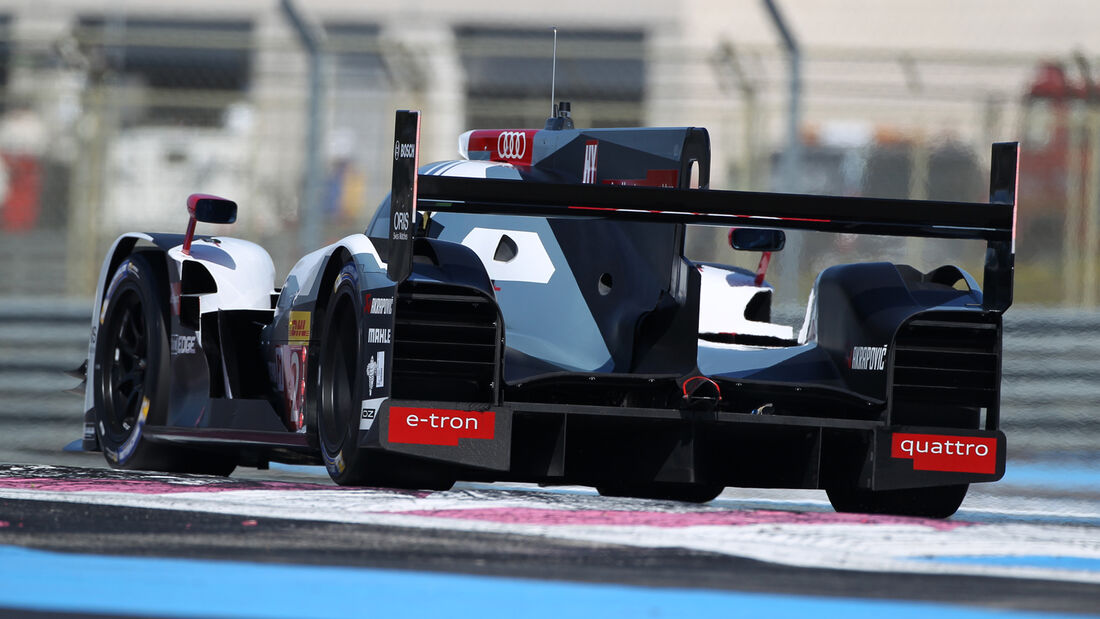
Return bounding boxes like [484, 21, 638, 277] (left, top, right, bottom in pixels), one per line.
[368, 296, 393, 315]
[388, 407, 495, 446]
[849, 345, 887, 371]
[891, 432, 997, 475]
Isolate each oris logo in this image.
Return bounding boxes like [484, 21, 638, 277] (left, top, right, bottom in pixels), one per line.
[394, 140, 416, 160]
[496, 131, 527, 160]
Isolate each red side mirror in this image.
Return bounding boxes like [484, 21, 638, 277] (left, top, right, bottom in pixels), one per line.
[183, 194, 237, 255]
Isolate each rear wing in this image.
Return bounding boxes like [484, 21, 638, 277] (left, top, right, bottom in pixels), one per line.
[389, 111, 1018, 312]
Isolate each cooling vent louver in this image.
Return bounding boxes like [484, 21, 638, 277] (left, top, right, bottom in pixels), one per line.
[891, 312, 1000, 409]
[391, 282, 501, 403]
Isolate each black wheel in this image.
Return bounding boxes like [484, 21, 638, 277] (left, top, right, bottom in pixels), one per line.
[827, 483, 968, 519]
[93, 253, 236, 476]
[317, 266, 372, 485]
[317, 263, 453, 490]
[597, 483, 724, 504]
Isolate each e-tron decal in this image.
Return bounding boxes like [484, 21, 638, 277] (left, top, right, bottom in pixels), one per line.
[891, 433, 997, 474]
[460, 228, 555, 284]
[388, 407, 495, 446]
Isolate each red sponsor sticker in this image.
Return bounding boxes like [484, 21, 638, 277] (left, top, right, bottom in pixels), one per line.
[891, 432, 997, 474]
[388, 407, 495, 446]
[465, 130, 536, 165]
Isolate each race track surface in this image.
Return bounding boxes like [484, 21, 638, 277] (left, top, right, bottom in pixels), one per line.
[0, 461, 1098, 618]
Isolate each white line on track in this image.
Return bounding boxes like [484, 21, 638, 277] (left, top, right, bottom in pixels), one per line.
[2, 465, 1099, 585]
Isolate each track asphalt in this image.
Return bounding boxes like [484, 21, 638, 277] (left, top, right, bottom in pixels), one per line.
[0, 464, 1097, 617]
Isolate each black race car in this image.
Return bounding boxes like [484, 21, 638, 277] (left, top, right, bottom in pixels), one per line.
[76, 108, 1018, 518]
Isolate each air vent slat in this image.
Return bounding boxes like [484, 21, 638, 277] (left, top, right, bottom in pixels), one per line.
[891, 312, 999, 409]
[391, 282, 501, 402]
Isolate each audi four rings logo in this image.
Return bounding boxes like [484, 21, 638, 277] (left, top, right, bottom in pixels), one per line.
[496, 131, 527, 159]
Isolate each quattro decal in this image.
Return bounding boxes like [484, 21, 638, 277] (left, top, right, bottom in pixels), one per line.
[891, 432, 997, 475]
[388, 407, 495, 446]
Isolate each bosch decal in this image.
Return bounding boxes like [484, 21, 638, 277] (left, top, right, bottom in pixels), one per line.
[388, 407, 495, 446]
[891, 433, 997, 474]
[288, 311, 311, 344]
[394, 140, 416, 160]
[849, 345, 887, 371]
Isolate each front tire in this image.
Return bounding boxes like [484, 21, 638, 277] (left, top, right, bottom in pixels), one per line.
[94, 254, 173, 471]
[827, 483, 968, 519]
[93, 253, 236, 476]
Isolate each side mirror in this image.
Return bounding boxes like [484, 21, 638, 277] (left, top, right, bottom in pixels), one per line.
[183, 193, 237, 255]
[729, 228, 785, 252]
[188, 194, 237, 224]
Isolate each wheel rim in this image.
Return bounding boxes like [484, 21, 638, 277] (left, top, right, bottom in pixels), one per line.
[320, 295, 358, 449]
[102, 288, 148, 442]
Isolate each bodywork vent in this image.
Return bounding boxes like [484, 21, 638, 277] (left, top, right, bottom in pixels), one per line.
[391, 282, 501, 403]
[891, 312, 1000, 410]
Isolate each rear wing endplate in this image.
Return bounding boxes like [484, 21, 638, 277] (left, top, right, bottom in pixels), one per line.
[389, 111, 1017, 312]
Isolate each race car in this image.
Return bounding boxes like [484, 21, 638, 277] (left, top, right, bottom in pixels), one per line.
[76, 106, 1018, 518]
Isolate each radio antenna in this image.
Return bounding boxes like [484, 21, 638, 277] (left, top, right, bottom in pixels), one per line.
[550, 27, 558, 117]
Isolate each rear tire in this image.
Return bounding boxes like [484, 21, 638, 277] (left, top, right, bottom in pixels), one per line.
[827, 483, 968, 519]
[317, 263, 453, 490]
[93, 253, 237, 476]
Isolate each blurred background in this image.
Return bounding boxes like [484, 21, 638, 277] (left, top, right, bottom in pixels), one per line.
[0, 0, 1097, 471]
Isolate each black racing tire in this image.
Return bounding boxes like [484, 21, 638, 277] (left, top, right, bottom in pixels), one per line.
[93, 253, 237, 476]
[826, 483, 969, 519]
[317, 263, 454, 490]
[597, 483, 725, 504]
[317, 264, 373, 485]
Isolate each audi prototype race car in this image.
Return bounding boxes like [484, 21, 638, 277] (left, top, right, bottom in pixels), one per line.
[76, 106, 1018, 518]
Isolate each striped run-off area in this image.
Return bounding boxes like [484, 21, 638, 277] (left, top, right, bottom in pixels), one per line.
[0, 464, 1098, 617]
